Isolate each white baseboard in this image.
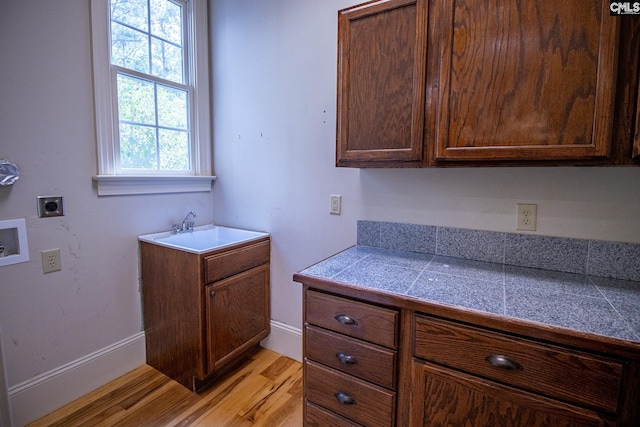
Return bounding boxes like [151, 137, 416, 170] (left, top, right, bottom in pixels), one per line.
[261, 320, 302, 363]
[8, 332, 146, 427]
[7, 321, 301, 427]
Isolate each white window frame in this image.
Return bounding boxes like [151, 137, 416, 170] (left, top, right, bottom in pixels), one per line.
[90, 0, 215, 196]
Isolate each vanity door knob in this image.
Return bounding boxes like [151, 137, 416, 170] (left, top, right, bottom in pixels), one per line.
[336, 353, 358, 365]
[209, 291, 216, 297]
[335, 314, 358, 325]
[335, 391, 356, 405]
[485, 354, 522, 371]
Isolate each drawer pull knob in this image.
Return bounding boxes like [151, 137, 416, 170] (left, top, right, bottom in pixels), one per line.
[335, 391, 356, 405]
[485, 354, 522, 371]
[335, 314, 358, 325]
[336, 353, 358, 365]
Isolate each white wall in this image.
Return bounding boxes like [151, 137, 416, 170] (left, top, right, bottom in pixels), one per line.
[0, 1, 214, 424]
[1, 0, 639, 424]
[210, 0, 640, 336]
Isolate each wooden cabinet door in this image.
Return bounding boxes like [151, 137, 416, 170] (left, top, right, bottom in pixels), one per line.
[634, 77, 640, 159]
[431, 0, 619, 162]
[206, 264, 270, 373]
[336, 0, 428, 167]
[410, 361, 612, 427]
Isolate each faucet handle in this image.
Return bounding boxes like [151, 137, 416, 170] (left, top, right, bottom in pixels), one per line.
[172, 224, 181, 233]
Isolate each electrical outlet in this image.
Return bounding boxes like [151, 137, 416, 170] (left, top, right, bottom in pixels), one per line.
[330, 195, 342, 215]
[517, 203, 537, 231]
[41, 248, 61, 273]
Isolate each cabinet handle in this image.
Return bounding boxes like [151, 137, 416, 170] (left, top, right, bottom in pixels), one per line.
[334, 314, 358, 326]
[209, 291, 216, 297]
[485, 354, 522, 371]
[335, 391, 356, 405]
[336, 353, 358, 365]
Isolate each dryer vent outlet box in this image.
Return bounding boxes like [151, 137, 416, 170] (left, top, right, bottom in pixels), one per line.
[37, 196, 64, 218]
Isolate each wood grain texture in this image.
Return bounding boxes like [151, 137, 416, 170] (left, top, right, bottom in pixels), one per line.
[305, 401, 363, 427]
[634, 71, 640, 158]
[305, 290, 398, 348]
[207, 264, 270, 371]
[28, 348, 302, 427]
[336, 0, 428, 166]
[296, 276, 640, 426]
[140, 242, 206, 388]
[304, 360, 396, 427]
[205, 239, 270, 284]
[305, 325, 397, 390]
[412, 361, 613, 427]
[414, 314, 623, 413]
[433, 0, 619, 161]
[141, 238, 270, 391]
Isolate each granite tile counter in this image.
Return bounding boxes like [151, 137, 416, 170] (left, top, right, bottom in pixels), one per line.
[296, 221, 640, 426]
[299, 221, 640, 344]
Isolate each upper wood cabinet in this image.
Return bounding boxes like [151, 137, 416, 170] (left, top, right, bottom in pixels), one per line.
[635, 77, 640, 159]
[336, 0, 639, 167]
[432, 0, 619, 163]
[336, 0, 428, 167]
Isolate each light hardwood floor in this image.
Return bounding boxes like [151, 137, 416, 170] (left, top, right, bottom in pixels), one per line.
[28, 348, 303, 427]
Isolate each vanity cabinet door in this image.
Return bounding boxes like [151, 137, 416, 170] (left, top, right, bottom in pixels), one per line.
[206, 264, 270, 373]
[431, 0, 619, 163]
[410, 361, 613, 427]
[336, 0, 428, 167]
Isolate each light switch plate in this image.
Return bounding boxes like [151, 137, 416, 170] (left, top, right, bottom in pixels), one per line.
[330, 195, 342, 215]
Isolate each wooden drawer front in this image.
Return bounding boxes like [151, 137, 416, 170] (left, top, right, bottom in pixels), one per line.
[305, 325, 397, 390]
[413, 315, 624, 413]
[305, 360, 396, 427]
[305, 290, 398, 348]
[205, 239, 269, 284]
[305, 401, 363, 427]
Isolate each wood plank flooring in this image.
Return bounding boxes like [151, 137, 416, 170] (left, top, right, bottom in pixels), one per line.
[28, 348, 303, 427]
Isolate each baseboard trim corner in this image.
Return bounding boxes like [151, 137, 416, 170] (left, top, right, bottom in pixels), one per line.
[261, 320, 302, 363]
[9, 332, 145, 427]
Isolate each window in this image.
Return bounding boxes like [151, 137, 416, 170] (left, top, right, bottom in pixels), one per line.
[91, 0, 214, 195]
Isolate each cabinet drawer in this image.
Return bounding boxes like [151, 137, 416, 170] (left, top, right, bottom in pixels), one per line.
[305, 401, 363, 427]
[305, 360, 396, 427]
[305, 325, 397, 390]
[205, 239, 269, 284]
[413, 315, 624, 413]
[305, 290, 398, 348]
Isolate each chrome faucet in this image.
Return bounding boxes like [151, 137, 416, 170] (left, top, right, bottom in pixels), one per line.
[172, 211, 197, 233]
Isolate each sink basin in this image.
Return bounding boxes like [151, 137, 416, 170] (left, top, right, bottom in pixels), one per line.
[139, 224, 269, 254]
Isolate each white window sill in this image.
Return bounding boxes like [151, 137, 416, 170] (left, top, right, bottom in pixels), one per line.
[93, 175, 216, 196]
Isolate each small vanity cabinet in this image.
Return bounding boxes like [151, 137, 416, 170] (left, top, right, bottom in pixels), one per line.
[140, 237, 270, 391]
[304, 290, 399, 426]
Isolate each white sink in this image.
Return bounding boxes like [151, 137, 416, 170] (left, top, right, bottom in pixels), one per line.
[139, 224, 269, 254]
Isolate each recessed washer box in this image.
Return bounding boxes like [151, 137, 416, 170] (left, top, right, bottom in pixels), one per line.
[0, 218, 29, 267]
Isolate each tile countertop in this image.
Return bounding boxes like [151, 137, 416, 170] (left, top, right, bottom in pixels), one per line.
[300, 245, 640, 344]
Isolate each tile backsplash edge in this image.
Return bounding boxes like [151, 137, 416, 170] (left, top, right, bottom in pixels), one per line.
[356, 220, 640, 282]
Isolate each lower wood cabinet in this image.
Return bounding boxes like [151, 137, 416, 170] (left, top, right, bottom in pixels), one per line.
[411, 361, 613, 427]
[206, 264, 270, 372]
[297, 282, 640, 426]
[305, 360, 396, 427]
[141, 237, 270, 391]
[303, 290, 398, 426]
